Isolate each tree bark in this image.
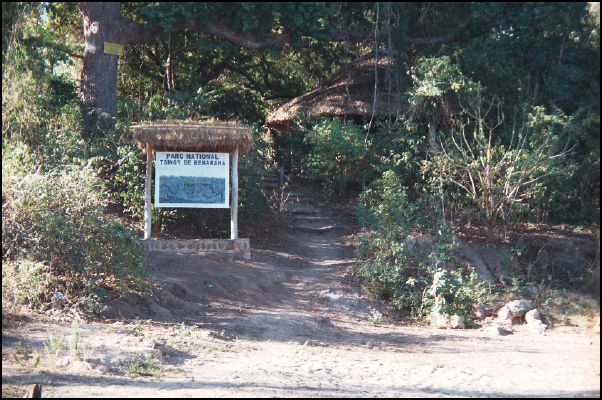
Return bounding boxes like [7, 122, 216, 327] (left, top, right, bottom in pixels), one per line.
[80, 2, 122, 137]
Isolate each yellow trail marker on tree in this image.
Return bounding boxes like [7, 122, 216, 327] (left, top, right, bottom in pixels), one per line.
[104, 42, 123, 56]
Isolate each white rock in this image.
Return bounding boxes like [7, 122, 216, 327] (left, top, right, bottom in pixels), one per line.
[525, 309, 542, 324]
[450, 315, 465, 329]
[429, 310, 449, 329]
[497, 305, 512, 321]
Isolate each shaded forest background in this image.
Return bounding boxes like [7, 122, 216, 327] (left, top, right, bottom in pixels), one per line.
[2, 2, 600, 320]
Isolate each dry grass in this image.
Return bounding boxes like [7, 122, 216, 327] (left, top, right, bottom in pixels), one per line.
[132, 119, 254, 154]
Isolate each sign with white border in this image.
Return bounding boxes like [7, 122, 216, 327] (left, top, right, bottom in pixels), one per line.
[154, 151, 229, 208]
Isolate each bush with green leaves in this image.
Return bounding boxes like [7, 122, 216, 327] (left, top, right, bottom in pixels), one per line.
[426, 268, 490, 322]
[114, 144, 146, 217]
[426, 98, 572, 239]
[357, 233, 426, 313]
[303, 118, 371, 194]
[2, 163, 148, 310]
[2, 259, 57, 310]
[356, 170, 490, 320]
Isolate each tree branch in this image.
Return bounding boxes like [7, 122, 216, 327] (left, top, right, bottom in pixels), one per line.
[116, 15, 456, 50]
[199, 22, 292, 50]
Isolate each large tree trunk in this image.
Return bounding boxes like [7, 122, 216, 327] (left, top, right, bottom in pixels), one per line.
[80, 2, 121, 139]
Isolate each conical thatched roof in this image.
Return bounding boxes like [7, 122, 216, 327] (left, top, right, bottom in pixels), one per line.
[132, 120, 254, 154]
[266, 52, 406, 132]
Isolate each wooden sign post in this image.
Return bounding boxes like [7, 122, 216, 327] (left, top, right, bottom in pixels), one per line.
[230, 147, 239, 239]
[144, 144, 153, 239]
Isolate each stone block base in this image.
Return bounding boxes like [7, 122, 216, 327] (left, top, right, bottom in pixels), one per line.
[143, 238, 250, 259]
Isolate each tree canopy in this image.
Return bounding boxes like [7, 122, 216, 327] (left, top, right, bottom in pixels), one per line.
[2, 2, 599, 222]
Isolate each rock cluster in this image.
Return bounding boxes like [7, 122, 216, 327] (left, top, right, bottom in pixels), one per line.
[429, 298, 549, 335]
[481, 299, 548, 336]
[429, 310, 465, 330]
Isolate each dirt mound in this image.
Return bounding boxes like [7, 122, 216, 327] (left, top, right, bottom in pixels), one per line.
[105, 251, 292, 322]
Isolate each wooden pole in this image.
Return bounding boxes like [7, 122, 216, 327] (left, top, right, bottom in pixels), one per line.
[230, 147, 239, 239]
[144, 144, 153, 240]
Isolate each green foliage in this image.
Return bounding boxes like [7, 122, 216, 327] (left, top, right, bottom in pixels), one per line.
[356, 170, 482, 318]
[358, 171, 421, 237]
[408, 55, 480, 107]
[114, 145, 146, 218]
[70, 318, 81, 361]
[426, 96, 572, 237]
[2, 259, 57, 311]
[369, 309, 383, 327]
[44, 333, 66, 359]
[125, 354, 164, 377]
[2, 163, 148, 307]
[357, 232, 422, 311]
[303, 118, 371, 194]
[194, 84, 267, 124]
[370, 118, 429, 189]
[426, 268, 489, 322]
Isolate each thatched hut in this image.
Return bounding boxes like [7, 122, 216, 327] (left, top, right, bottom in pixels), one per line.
[131, 120, 254, 249]
[265, 52, 406, 132]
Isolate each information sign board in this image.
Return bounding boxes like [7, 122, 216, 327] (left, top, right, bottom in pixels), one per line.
[154, 151, 229, 208]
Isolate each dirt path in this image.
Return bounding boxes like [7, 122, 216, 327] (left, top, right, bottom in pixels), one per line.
[2, 220, 600, 397]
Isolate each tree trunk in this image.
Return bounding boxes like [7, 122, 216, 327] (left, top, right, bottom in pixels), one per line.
[80, 2, 121, 139]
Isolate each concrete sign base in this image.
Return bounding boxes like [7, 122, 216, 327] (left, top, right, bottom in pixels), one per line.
[143, 238, 250, 259]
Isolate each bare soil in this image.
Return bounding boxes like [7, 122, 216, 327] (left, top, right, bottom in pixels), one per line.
[2, 208, 600, 397]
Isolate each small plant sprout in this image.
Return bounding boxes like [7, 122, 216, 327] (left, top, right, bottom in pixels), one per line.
[370, 309, 383, 327]
[70, 318, 81, 361]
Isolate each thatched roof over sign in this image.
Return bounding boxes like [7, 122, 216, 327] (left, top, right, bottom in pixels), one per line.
[132, 120, 254, 154]
[265, 53, 407, 132]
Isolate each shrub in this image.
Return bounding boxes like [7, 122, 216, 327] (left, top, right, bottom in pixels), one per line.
[114, 144, 146, 217]
[357, 233, 426, 313]
[125, 354, 164, 377]
[2, 259, 57, 310]
[426, 268, 489, 322]
[356, 170, 489, 320]
[426, 97, 572, 238]
[2, 164, 148, 309]
[303, 118, 371, 194]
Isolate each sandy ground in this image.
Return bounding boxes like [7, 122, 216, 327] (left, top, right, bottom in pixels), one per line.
[2, 218, 600, 397]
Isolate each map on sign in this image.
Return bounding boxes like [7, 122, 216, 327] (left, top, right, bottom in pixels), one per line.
[154, 152, 229, 208]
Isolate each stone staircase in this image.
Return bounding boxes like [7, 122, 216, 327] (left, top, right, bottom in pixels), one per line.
[260, 170, 337, 234]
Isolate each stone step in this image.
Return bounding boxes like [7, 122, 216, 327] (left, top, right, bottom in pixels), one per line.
[292, 216, 331, 223]
[282, 204, 322, 215]
[292, 222, 337, 233]
[282, 194, 324, 204]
